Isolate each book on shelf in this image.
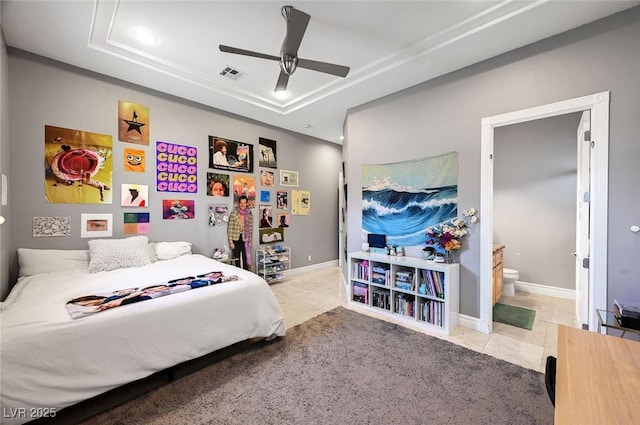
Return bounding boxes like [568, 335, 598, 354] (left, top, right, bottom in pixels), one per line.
[352, 281, 368, 304]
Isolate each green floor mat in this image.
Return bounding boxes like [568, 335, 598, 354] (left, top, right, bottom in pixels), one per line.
[493, 303, 536, 330]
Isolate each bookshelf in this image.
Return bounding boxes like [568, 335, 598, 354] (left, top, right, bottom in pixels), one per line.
[348, 251, 459, 335]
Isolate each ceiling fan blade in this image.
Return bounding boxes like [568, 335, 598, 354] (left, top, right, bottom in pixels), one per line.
[275, 71, 290, 92]
[297, 58, 350, 78]
[219, 45, 280, 62]
[281, 7, 310, 56]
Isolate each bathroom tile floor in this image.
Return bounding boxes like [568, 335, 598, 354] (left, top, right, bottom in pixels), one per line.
[269, 265, 578, 373]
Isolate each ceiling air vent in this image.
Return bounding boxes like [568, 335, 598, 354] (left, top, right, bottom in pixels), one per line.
[219, 66, 245, 81]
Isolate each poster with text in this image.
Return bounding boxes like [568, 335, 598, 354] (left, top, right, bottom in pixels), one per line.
[156, 141, 197, 193]
[291, 190, 310, 215]
[44, 125, 113, 204]
[118, 101, 149, 145]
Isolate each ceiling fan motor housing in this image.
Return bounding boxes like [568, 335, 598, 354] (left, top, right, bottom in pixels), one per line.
[280, 53, 298, 75]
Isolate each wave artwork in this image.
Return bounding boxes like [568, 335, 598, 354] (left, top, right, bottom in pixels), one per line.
[361, 152, 458, 248]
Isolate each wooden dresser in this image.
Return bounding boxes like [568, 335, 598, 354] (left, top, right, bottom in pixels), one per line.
[492, 245, 505, 306]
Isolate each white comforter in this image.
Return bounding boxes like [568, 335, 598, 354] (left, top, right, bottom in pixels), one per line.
[0, 254, 285, 423]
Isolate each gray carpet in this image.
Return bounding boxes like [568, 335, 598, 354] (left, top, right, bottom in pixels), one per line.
[82, 307, 553, 425]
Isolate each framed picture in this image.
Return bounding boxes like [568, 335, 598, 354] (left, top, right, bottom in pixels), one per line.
[258, 137, 277, 169]
[207, 172, 230, 197]
[80, 213, 113, 238]
[162, 199, 195, 220]
[259, 227, 284, 244]
[280, 170, 298, 187]
[121, 183, 148, 207]
[209, 135, 254, 173]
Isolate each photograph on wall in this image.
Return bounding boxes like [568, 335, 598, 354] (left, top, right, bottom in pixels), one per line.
[207, 172, 230, 197]
[361, 152, 458, 249]
[33, 216, 71, 237]
[44, 125, 113, 204]
[258, 137, 277, 169]
[232, 175, 256, 208]
[209, 136, 254, 173]
[124, 148, 145, 172]
[276, 189, 288, 209]
[260, 169, 275, 187]
[279, 169, 298, 186]
[80, 213, 113, 238]
[259, 204, 274, 228]
[209, 204, 229, 226]
[156, 141, 197, 193]
[121, 184, 148, 207]
[276, 212, 290, 228]
[123, 212, 150, 235]
[162, 199, 195, 220]
[292, 189, 311, 215]
[118, 101, 149, 145]
[260, 190, 270, 202]
[259, 227, 284, 244]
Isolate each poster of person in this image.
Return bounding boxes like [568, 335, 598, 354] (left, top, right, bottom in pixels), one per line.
[44, 125, 113, 204]
[156, 141, 197, 193]
[162, 199, 195, 219]
[260, 169, 275, 187]
[258, 137, 277, 169]
[259, 205, 273, 228]
[121, 184, 148, 207]
[277, 189, 288, 209]
[232, 175, 256, 208]
[209, 136, 254, 173]
[292, 189, 311, 215]
[124, 148, 145, 172]
[118, 101, 149, 145]
[277, 212, 290, 228]
[207, 172, 229, 197]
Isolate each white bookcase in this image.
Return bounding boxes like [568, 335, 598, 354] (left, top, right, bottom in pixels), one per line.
[348, 251, 459, 335]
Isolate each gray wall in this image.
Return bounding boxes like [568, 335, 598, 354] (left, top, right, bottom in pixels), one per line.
[345, 6, 640, 318]
[2, 49, 342, 299]
[494, 113, 580, 290]
[0, 17, 10, 298]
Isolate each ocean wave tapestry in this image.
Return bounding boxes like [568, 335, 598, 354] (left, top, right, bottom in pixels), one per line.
[361, 152, 458, 249]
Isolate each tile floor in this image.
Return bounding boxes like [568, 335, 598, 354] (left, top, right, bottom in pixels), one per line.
[269, 265, 577, 373]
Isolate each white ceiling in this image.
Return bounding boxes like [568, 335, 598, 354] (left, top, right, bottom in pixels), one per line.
[2, 1, 638, 144]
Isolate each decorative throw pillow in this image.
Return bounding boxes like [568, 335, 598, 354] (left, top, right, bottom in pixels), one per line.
[88, 236, 152, 273]
[154, 241, 192, 260]
[17, 248, 90, 277]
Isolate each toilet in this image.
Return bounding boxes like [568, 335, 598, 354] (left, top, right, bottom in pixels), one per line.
[503, 268, 518, 297]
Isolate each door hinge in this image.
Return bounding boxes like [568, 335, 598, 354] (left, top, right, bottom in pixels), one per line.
[582, 257, 590, 269]
[584, 130, 591, 141]
[583, 192, 590, 203]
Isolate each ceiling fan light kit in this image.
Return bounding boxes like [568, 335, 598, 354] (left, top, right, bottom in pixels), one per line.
[219, 5, 350, 93]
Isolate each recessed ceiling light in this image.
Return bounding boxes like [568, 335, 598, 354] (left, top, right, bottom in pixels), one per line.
[132, 28, 158, 45]
[273, 90, 289, 99]
[340, 135, 344, 140]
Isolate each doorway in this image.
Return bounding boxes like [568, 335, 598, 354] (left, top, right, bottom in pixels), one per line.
[479, 92, 609, 334]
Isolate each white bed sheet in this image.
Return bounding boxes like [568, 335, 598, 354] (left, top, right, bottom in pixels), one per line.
[0, 254, 285, 424]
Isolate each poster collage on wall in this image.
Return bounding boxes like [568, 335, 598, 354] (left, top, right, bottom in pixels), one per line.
[37, 100, 310, 242]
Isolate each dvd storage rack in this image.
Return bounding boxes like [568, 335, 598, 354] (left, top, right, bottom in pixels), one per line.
[348, 251, 459, 335]
[256, 245, 291, 283]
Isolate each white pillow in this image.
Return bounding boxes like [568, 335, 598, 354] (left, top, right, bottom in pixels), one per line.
[154, 241, 192, 260]
[88, 236, 152, 273]
[18, 248, 90, 277]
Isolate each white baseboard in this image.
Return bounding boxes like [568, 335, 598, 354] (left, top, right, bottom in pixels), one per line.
[514, 280, 575, 300]
[288, 260, 339, 276]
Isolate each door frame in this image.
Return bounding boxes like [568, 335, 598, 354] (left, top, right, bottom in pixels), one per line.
[479, 92, 609, 334]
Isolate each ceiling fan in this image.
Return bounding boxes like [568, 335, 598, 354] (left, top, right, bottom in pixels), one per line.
[219, 5, 350, 93]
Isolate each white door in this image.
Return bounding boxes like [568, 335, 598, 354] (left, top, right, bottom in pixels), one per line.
[575, 110, 591, 328]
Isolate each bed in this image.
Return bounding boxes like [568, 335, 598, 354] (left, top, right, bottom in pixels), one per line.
[0, 238, 285, 424]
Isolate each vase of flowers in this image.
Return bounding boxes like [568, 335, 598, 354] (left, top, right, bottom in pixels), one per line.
[424, 208, 478, 263]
